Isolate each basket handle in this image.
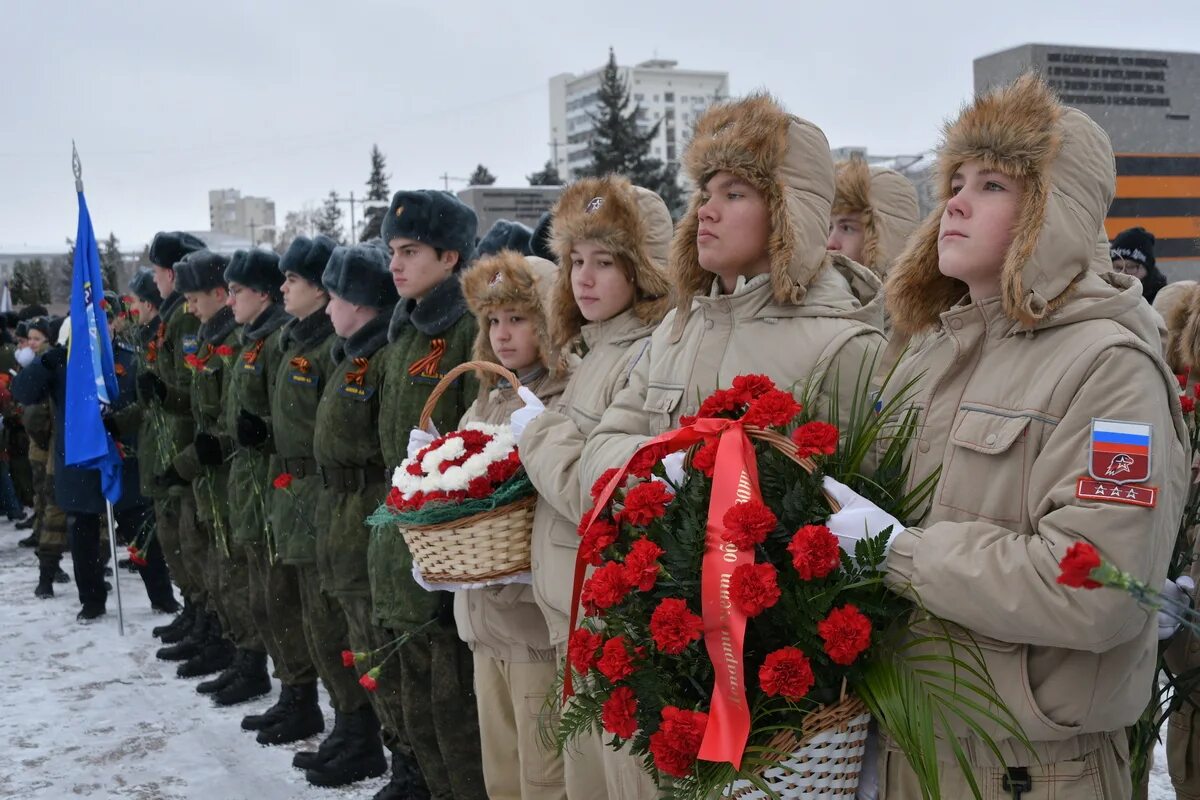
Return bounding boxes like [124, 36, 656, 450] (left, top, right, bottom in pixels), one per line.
[418, 360, 522, 431]
[745, 425, 842, 514]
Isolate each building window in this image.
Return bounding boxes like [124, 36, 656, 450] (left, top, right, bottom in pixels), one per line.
[653, 94, 659, 102]
[665, 92, 674, 102]
[634, 93, 644, 101]
[667, 145, 676, 161]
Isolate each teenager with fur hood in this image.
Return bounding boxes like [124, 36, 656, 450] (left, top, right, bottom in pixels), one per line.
[826, 157, 920, 282]
[514, 174, 672, 800]
[428, 250, 572, 800]
[578, 93, 885, 500]
[823, 74, 1188, 797]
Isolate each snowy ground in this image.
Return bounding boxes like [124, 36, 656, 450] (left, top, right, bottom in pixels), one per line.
[0, 519, 387, 800]
[0, 516, 1182, 799]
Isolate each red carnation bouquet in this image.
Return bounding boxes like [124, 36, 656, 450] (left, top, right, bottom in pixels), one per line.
[559, 371, 1019, 798]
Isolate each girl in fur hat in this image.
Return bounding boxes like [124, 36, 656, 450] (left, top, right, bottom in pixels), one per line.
[578, 93, 886, 504]
[513, 174, 673, 800]
[414, 250, 572, 800]
[826, 157, 920, 281]
[820, 74, 1189, 798]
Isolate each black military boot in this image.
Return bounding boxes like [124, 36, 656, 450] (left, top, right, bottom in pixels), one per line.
[17, 529, 38, 547]
[372, 751, 431, 800]
[257, 681, 324, 746]
[177, 614, 236, 678]
[242, 683, 294, 731]
[15, 514, 36, 531]
[156, 602, 197, 644]
[34, 557, 56, 599]
[196, 649, 243, 695]
[54, 567, 70, 583]
[304, 706, 387, 787]
[156, 604, 207, 661]
[213, 649, 270, 706]
[292, 709, 352, 770]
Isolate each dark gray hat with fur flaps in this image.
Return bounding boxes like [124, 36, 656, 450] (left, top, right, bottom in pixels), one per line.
[380, 190, 477, 267]
[128, 269, 163, 308]
[226, 248, 284, 301]
[280, 234, 337, 286]
[475, 219, 533, 260]
[148, 231, 207, 270]
[174, 250, 230, 293]
[322, 243, 398, 310]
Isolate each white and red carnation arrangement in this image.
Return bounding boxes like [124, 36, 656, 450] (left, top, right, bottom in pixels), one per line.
[386, 423, 523, 513]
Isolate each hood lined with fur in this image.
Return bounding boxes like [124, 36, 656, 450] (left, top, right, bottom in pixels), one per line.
[831, 158, 920, 278]
[886, 74, 1116, 336]
[548, 175, 672, 348]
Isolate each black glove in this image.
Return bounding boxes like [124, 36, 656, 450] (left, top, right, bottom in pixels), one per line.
[137, 371, 167, 403]
[435, 592, 456, 628]
[40, 347, 67, 372]
[236, 409, 269, 448]
[194, 433, 224, 466]
[154, 466, 188, 489]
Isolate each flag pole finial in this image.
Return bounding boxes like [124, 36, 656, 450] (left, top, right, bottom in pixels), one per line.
[72, 140, 83, 193]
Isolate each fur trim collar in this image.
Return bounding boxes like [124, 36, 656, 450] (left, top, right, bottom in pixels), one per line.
[548, 176, 672, 347]
[242, 303, 291, 344]
[389, 273, 470, 341]
[333, 306, 394, 363]
[159, 291, 186, 323]
[281, 305, 335, 351]
[197, 306, 238, 346]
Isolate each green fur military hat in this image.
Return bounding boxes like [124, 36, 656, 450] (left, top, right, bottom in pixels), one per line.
[475, 219, 533, 260]
[225, 248, 283, 301]
[174, 250, 230, 293]
[380, 190, 477, 268]
[127, 269, 163, 308]
[148, 231, 207, 269]
[322, 243, 398, 310]
[280, 234, 337, 286]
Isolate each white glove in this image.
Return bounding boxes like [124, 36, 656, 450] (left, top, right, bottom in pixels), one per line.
[509, 387, 545, 444]
[822, 476, 903, 554]
[15, 347, 34, 367]
[1159, 575, 1195, 640]
[405, 421, 440, 462]
[659, 452, 686, 486]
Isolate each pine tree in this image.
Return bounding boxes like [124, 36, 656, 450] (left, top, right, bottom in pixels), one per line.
[314, 191, 346, 244]
[526, 160, 563, 186]
[11, 259, 51, 305]
[361, 144, 391, 242]
[100, 232, 122, 291]
[582, 48, 685, 218]
[468, 164, 497, 186]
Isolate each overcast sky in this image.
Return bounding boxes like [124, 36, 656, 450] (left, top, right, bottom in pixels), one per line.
[1, 0, 1197, 252]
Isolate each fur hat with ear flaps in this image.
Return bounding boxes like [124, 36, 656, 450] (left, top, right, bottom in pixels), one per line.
[886, 73, 1117, 336]
[831, 158, 921, 278]
[548, 175, 673, 347]
[461, 250, 567, 389]
[671, 94, 835, 321]
[1154, 281, 1200, 374]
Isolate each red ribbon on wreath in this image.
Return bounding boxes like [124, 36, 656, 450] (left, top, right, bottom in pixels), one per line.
[567, 416, 759, 769]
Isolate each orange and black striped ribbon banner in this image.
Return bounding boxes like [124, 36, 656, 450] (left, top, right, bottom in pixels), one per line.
[243, 338, 265, 365]
[345, 357, 370, 386]
[408, 338, 447, 378]
[1107, 154, 1200, 263]
[289, 356, 311, 373]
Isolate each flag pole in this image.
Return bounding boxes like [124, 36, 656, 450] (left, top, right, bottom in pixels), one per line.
[106, 500, 125, 636]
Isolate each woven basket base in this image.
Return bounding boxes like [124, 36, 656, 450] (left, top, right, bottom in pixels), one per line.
[399, 495, 534, 584]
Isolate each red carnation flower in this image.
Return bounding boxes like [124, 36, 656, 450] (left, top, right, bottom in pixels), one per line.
[722, 501, 777, 550]
[648, 706, 708, 778]
[626, 445, 668, 479]
[1183, 395, 1196, 414]
[691, 439, 718, 477]
[601, 686, 639, 738]
[731, 374, 777, 399]
[787, 525, 841, 580]
[131, 553, 148, 567]
[818, 604, 873, 666]
[467, 476, 492, 499]
[359, 671, 379, 692]
[649, 598, 703, 655]
[596, 636, 638, 682]
[567, 628, 603, 675]
[620, 481, 674, 527]
[591, 467, 623, 503]
[791, 421, 839, 458]
[741, 389, 803, 429]
[1056, 542, 1103, 589]
[759, 647, 815, 700]
[624, 538, 665, 591]
[341, 650, 357, 668]
[730, 562, 781, 617]
[578, 517, 619, 566]
[385, 487, 405, 510]
[581, 561, 633, 616]
[214, 344, 234, 357]
[273, 473, 294, 490]
[697, 387, 746, 419]
[1178, 373, 1189, 389]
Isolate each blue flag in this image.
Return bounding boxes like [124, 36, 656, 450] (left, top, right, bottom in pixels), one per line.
[63, 189, 123, 504]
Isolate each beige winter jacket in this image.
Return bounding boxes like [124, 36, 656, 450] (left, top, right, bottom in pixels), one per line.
[580, 255, 885, 492]
[453, 368, 570, 663]
[880, 75, 1189, 767]
[520, 309, 658, 646]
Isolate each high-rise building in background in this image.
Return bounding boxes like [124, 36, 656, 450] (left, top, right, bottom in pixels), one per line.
[208, 188, 277, 247]
[549, 59, 730, 184]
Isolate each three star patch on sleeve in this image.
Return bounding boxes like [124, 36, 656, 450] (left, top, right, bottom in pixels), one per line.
[1076, 418, 1157, 508]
